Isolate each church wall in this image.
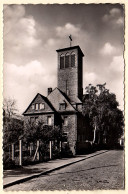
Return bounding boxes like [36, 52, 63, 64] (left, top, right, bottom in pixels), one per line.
[61, 114, 77, 155]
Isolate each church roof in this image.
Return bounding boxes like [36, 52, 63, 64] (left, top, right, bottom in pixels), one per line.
[47, 87, 77, 112]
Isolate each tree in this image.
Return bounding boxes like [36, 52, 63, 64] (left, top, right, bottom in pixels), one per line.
[82, 83, 124, 148]
[3, 98, 18, 119]
[3, 98, 23, 151]
[23, 119, 63, 159]
[23, 119, 62, 144]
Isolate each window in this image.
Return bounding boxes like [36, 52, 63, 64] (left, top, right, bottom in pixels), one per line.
[65, 53, 70, 68]
[32, 104, 35, 110]
[35, 117, 38, 122]
[40, 103, 45, 110]
[71, 52, 75, 67]
[30, 117, 35, 123]
[62, 132, 68, 142]
[30, 117, 38, 124]
[35, 103, 38, 110]
[47, 116, 52, 125]
[63, 116, 68, 126]
[60, 54, 64, 69]
[59, 103, 66, 110]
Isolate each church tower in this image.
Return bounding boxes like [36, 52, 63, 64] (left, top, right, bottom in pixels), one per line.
[56, 45, 84, 101]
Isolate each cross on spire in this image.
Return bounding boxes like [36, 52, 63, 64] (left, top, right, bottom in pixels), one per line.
[69, 35, 72, 47]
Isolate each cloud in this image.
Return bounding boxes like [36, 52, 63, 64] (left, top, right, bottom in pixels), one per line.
[83, 72, 98, 86]
[99, 42, 121, 56]
[109, 55, 124, 73]
[4, 5, 25, 20]
[4, 5, 42, 61]
[4, 61, 56, 113]
[100, 42, 115, 55]
[107, 55, 124, 109]
[102, 8, 124, 27]
[56, 23, 81, 38]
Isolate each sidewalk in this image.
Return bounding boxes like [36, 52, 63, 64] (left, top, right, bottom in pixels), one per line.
[3, 150, 108, 188]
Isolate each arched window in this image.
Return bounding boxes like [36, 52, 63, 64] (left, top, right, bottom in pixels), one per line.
[60, 54, 64, 69]
[65, 53, 70, 68]
[71, 52, 75, 67]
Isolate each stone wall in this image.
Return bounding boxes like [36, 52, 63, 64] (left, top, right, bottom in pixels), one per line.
[62, 113, 77, 155]
[24, 114, 55, 126]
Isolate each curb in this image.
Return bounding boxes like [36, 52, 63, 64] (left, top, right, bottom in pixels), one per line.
[3, 150, 108, 189]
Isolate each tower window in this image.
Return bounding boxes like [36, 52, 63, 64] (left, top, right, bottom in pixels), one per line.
[71, 53, 75, 67]
[65, 53, 70, 68]
[60, 54, 64, 69]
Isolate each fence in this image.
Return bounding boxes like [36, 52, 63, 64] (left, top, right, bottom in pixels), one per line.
[4, 139, 62, 167]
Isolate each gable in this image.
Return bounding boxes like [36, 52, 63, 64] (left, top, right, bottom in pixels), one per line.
[47, 88, 76, 112]
[23, 93, 55, 115]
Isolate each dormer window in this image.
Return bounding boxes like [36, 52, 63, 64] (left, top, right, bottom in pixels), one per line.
[59, 103, 66, 110]
[60, 54, 64, 69]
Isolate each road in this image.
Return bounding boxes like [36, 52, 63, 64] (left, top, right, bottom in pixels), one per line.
[5, 150, 124, 191]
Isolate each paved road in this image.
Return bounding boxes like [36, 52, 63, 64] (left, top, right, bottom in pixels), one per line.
[5, 150, 124, 191]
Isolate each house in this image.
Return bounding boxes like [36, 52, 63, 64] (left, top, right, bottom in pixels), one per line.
[23, 45, 92, 155]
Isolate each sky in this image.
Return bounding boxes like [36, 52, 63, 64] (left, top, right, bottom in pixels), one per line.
[3, 4, 124, 114]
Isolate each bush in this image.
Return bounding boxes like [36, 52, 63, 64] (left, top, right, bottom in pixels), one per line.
[3, 153, 15, 170]
[61, 143, 73, 158]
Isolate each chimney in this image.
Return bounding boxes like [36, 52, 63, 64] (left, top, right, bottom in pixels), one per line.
[48, 88, 52, 95]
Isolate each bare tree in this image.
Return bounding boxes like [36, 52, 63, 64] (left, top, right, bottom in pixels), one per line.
[3, 98, 18, 119]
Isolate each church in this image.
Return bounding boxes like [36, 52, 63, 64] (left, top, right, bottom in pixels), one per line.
[23, 44, 92, 155]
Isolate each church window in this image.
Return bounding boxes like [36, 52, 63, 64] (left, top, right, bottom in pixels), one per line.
[60, 54, 64, 69]
[65, 53, 70, 68]
[63, 116, 68, 126]
[47, 116, 52, 125]
[40, 103, 45, 110]
[71, 52, 75, 67]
